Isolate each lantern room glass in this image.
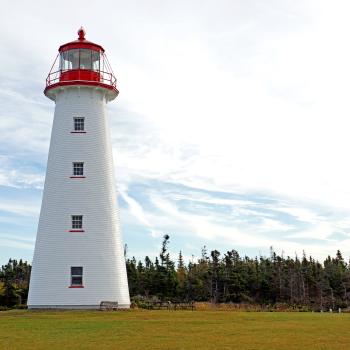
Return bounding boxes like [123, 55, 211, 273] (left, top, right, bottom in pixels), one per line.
[60, 49, 100, 71]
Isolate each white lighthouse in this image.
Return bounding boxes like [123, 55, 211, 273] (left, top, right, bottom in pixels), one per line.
[28, 28, 130, 309]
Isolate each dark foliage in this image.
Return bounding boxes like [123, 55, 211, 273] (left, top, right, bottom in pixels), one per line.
[0, 259, 31, 307]
[2, 236, 350, 310]
[126, 237, 350, 310]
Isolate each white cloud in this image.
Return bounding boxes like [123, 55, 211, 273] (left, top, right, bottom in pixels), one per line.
[259, 218, 295, 232]
[2, 0, 350, 261]
[0, 238, 34, 250]
[119, 186, 151, 227]
[0, 199, 40, 217]
[270, 205, 323, 225]
[0, 156, 44, 189]
[120, 186, 350, 260]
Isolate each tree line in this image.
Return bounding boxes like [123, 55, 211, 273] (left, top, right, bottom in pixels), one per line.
[0, 259, 31, 308]
[1, 235, 350, 310]
[126, 235, 350, 310]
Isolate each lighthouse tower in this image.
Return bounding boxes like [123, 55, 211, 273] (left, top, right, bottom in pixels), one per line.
[28, 28, 130, 309]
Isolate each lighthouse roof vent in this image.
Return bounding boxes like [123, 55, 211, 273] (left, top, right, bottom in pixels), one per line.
[58, 27, 105, 53]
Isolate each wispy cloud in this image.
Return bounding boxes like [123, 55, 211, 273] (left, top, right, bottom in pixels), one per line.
[0, 156, 44, 189]
[2, 0, 350, 263]
[118, 180, 350, 260]
[0, 238, 34, 250]
[0, 201, 40, 217]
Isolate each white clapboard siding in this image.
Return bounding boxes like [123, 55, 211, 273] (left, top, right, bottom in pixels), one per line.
[28, 86, 130, 309]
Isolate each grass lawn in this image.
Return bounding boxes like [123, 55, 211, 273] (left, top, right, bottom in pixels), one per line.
[1, 310, 350, 350]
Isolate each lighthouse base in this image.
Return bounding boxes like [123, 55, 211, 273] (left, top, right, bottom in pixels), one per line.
[28, 304, 130, 310]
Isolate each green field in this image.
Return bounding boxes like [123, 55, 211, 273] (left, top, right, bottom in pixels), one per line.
[1, 310, 350, 350]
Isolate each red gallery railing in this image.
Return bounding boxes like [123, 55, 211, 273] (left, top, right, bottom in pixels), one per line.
[45, 52, 117, 90]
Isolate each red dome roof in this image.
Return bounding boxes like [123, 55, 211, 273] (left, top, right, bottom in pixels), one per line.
[58, 27, 105, 53]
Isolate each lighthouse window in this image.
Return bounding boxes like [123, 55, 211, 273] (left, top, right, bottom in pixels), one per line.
[74, 117, 85, 131]
[60, 50, 79, 70]
[79, 49, 92, 70]
[71, 266, 83, 286]
[60, 51, 69, 70]
[68, 49, 79, 69]
[72, 215, 83, 229]
[92, 51, 100, 71]
[60, 49, 101, 72]
[73, 162, 84, 176]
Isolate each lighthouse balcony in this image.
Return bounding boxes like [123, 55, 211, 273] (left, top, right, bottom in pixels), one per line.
[46, 67, 117, 89]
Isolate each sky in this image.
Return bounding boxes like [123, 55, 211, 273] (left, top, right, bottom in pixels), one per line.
[1, 0, 350, 265]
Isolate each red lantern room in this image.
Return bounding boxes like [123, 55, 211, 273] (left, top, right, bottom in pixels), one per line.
[45, 27, 118, 101]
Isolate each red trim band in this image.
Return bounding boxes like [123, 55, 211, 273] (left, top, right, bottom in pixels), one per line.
[70, 131, 86, 134]
[44, 81, 119, 95]
[70, 176, 86, 178]
[68, 230, 85, 232]
[69, 285, 84, 288]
